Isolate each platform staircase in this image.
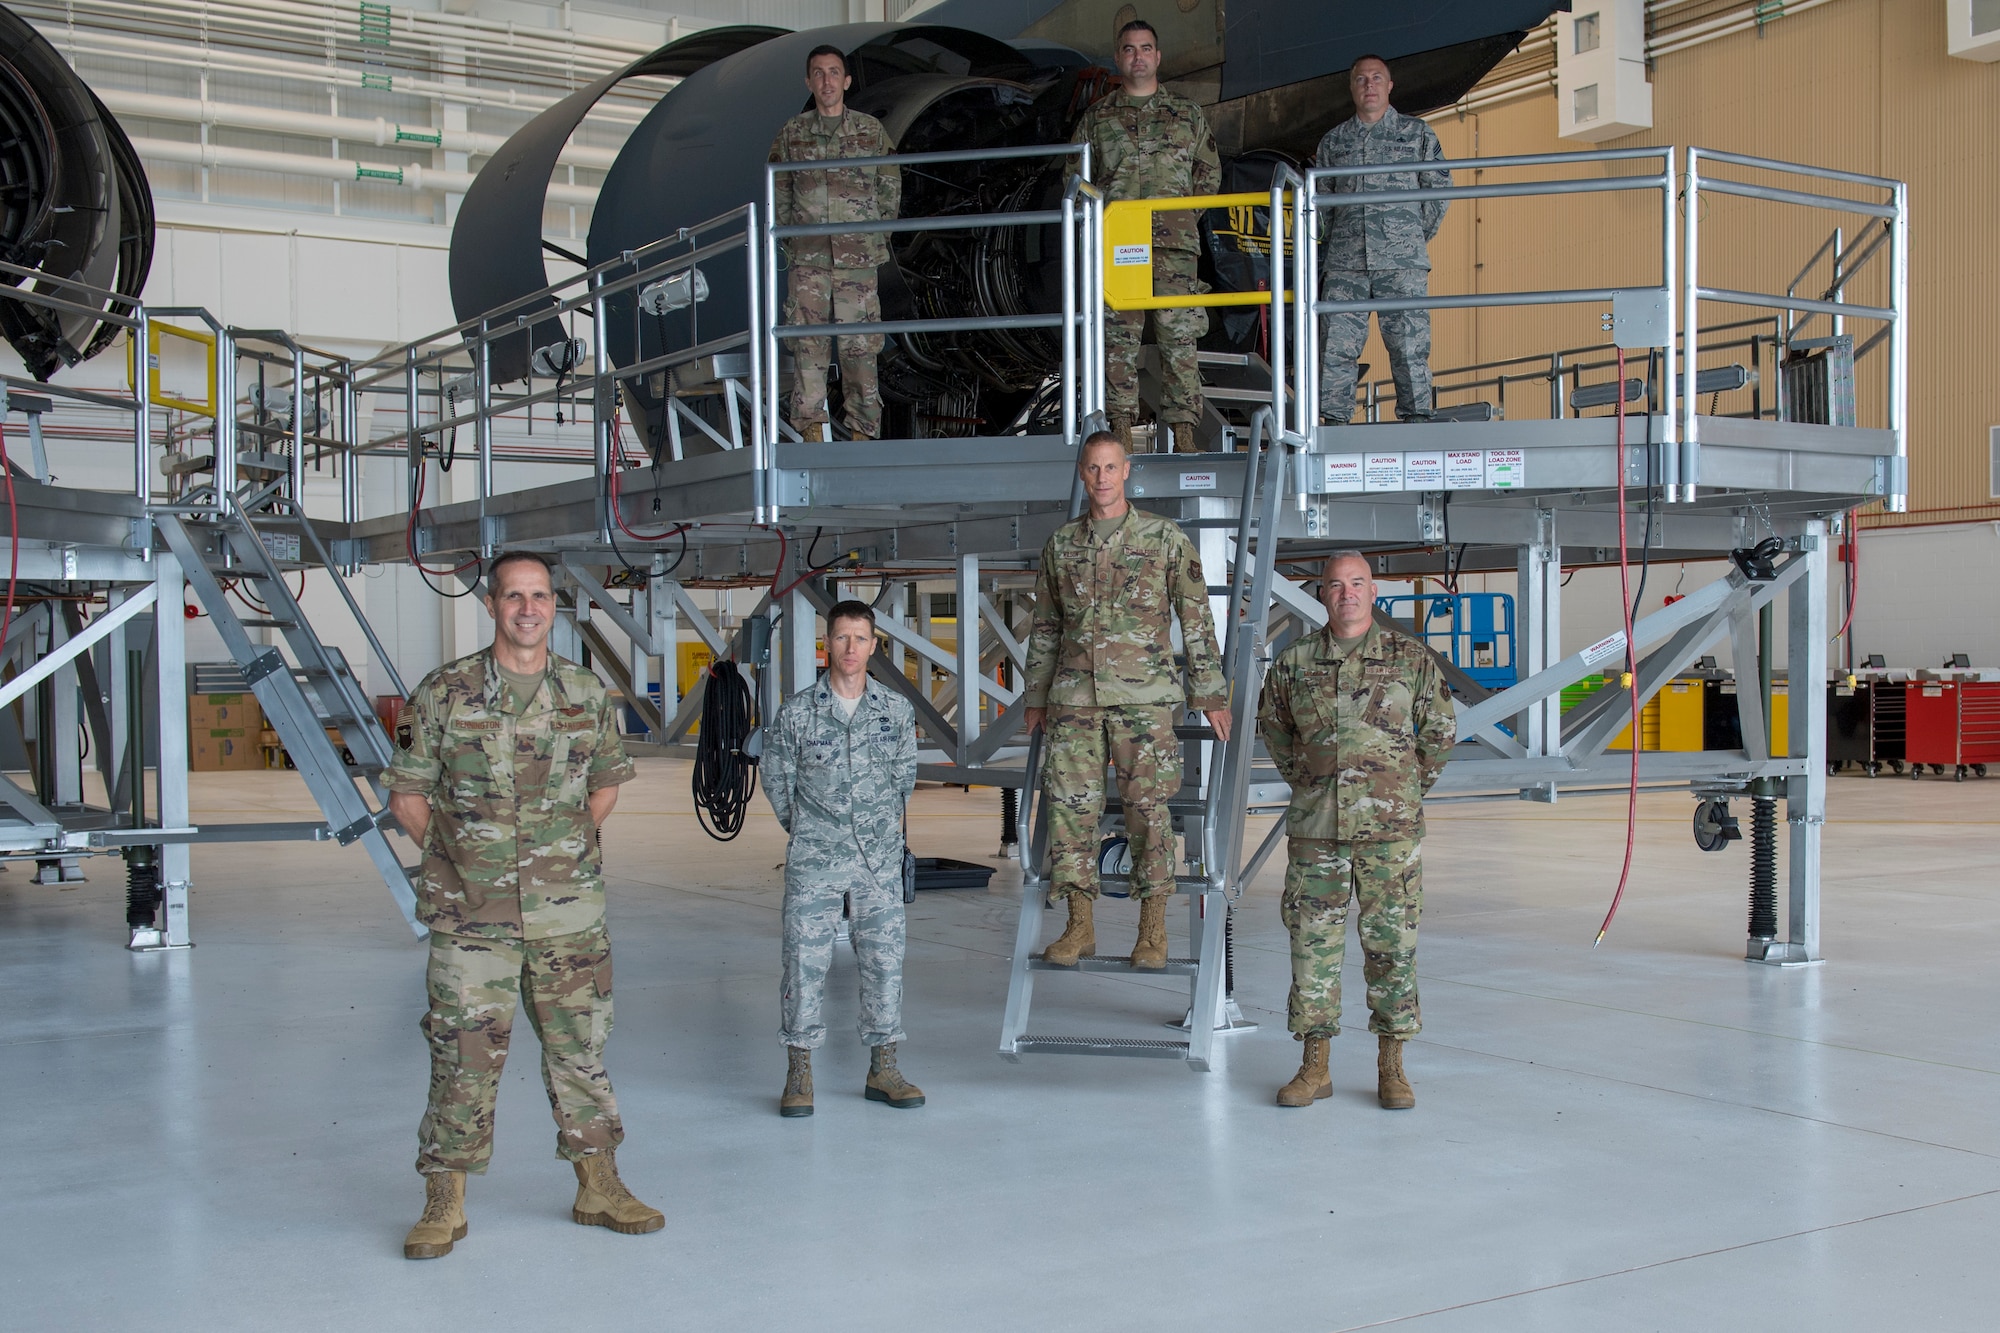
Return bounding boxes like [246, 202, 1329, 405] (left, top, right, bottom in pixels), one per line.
[153, 488, 423, 934]
[997, 410, 1293, 1071]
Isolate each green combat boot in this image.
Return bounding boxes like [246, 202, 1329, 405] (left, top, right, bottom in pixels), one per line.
[403, 1170, 466, 1260]
[1377, 1035, 1415, 1110]
[1130, 895, 1169, 970]
[865, 1043, 925, 1109]
[1276, 1035, 1333, 1108]
[571, 1149, 665, 1235]
[1041, 892, 1095, 967]
[781, 1046, 814, 1118]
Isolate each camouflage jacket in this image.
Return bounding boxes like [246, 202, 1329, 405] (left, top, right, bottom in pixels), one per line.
[763, 674, 917, 894]
[383, 648, 635, 940]
[1023, 507, 1227, 711]
[769, 109, 901, 270]
[1071, 88, 1221, 255]
[1314, 107, 1449, 272]
[1258, 621, 1455, 842]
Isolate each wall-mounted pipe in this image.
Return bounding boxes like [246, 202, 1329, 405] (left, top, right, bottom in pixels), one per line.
[129, 136, 601, 208]
[98, 89, 623, 172]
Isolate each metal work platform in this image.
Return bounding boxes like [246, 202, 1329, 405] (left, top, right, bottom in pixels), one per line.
[1, 143, 1902, 1005]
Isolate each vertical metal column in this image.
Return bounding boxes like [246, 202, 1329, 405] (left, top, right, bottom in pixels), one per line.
[657, 579, 680, 716]
[149, 551, 194, 950]
[475, 321, 495, 553]
[1757, 519, 1827, 966]
[1886, 181, 1909, 514]
[782, 586, 816, 699]
[591, 270, 613, 544]
[1516, 508, 1562, 768]
[1060, 189, 1076, 444]
[132, 305, 151, 501]
[288, 342, 307, 505]
[1658, 145, 1680, 497]
[954, 555, 979, 765]
[1680, 150, 1702, 502]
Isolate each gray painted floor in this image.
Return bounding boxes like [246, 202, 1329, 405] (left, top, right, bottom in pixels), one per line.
[3, 765, 1995, 1330]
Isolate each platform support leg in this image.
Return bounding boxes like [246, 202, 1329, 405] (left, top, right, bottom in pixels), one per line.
[1755, 518, 1826, 966]
[1517, 508, 1561, 768]
[136, 552, 194, 952]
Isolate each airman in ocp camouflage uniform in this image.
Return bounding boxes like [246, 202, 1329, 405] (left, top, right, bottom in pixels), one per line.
[1314, 55, 1450, 423]
[762, 600, 923, 1118]
[770, 44, 900, 441]
[384, 551, 661, 1260]
[1024, 432, 1230, 970]
[1071, 20, 1221, 452]
[1258, 551, 1454, 1112]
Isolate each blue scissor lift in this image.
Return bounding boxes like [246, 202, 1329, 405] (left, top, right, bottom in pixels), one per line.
[1376, 592, 1519, 692]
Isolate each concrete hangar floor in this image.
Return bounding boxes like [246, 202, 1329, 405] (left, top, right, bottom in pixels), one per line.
[3, 761, 1995, 1330]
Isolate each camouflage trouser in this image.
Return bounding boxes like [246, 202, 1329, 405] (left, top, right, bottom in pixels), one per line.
[1106, 248, 1209, 434]
[1318, 267, 1432, 422]
[786, 264, 883, 440]
[1045, 704, 1181, 900]
[1280, 837, 1422, 1038]
[781, 867, 906, 1049]
[415, 926, 622, 1174]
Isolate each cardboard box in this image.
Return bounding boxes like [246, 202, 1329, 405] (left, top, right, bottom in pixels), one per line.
[189, 692, 263, 734]
[192, 728, 261, 772]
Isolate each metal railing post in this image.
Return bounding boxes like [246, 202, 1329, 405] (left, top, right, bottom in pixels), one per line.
[1888, 180, 1909, 513]
[1659, 145, 1680, 499]
[132, 303, 151, 501]
[1297, 167, 1316, 436]
[1680, 149, 1702, 502]
[289, 341, 307, 506]
[1268, 171, 1287, 440]
[1060, 188, 1076, 444]
[591, 270, 612, 543]
[476, 320, 494, 551]
[744, 203, 767, 523]
[404, 346, 422, 512]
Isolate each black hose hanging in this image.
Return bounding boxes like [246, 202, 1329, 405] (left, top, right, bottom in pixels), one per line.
[1747, 795, 1779, 939]
[692, 660, 757, 841]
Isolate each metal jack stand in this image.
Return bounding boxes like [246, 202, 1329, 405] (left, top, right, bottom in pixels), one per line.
[1167, 903, 1258, 1035]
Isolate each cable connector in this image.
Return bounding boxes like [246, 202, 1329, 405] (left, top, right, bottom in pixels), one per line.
[1619, 671, 1634, 689]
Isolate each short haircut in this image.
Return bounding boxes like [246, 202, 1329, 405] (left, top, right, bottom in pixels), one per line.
[826, 599, 878, 636]
[486, 550, 553, 591]
[1323, 549, 1372, 575]
[1349, 53, 1392, 76]
[1116, 18, 1159, 45]
[1080, 427, 1127, 456]
[805, 43, 847, 75]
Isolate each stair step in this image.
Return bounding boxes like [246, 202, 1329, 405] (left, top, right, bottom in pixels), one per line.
[1095, 875, 1218, 894]
[1013, 1034, 1190, 1058]
[236, 618, 300, 630]
[1203, 387, 1274, 403]
[1028, 954, 1200, 976]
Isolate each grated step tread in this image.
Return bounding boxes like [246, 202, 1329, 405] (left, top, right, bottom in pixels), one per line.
[1014, 1034, 1190, 1057]
[1029, 954, 1200, 975]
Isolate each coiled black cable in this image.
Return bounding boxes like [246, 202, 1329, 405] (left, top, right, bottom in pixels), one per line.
[692, 660, 757, 841]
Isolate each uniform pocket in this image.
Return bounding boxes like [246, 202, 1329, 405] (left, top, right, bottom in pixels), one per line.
[593, 955, 613, 1000]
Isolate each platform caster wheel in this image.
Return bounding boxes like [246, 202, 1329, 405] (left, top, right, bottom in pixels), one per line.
[1096, 836, 1133, 897]
[1692, 799, 1739, 852]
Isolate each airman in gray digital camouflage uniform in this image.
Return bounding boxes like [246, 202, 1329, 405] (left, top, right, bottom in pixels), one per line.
[1258, 551, 1455, 1111]
[1071, 18, 1221, 453]
[770, 43, 900, 441]
[1024, 430, 1230, 970]
[385, 551, 662, 1260]
[1314, 54, 1450, 423]
[763, 598, 923, 1117]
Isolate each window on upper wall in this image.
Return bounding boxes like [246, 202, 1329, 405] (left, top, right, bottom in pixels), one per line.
[1575, 13, 1602, 53]
[1574, 84, 1600, 124]
[1975, 0, 2000, 37]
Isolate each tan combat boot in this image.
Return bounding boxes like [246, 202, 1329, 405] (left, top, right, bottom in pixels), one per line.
[780, 1045, 814, 1118]
[1276, 1035, 1334, 1108]
[864, 1042, 926, 1109]
[1377, 1035, 1415, 1110]
[1130, 895, 1169, 970]
[571, 1149, 665, 1235]
[403, 1170, 467, 1260]
[1040, 892, 1096, 966]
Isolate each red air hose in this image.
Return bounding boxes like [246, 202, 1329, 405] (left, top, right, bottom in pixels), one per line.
[1595, 347, 1641, 948]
